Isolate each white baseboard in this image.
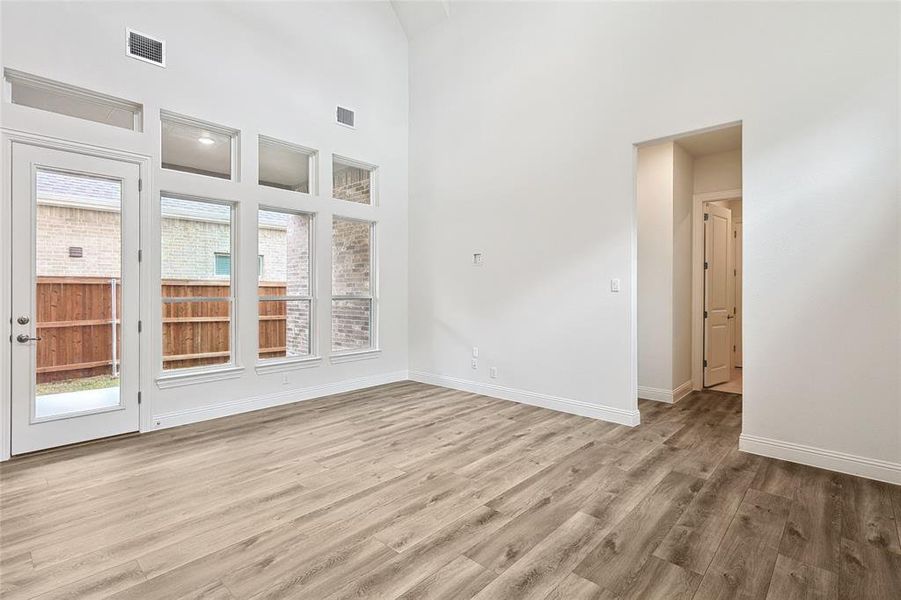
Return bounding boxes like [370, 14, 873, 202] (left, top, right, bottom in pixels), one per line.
[638, 380, 693, 404]
[409, 371, 640, 427]
[672, 380, 693, 403]
[739, 433, 901, 485]
[152, 370, 409, 430]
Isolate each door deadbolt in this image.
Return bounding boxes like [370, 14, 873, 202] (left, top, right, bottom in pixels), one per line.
[16, 316, 30, 325]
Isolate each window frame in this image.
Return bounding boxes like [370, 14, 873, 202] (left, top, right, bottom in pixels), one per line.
[258, 135, 318, 196]
[157, 192, 238, 378]
[330, 216, 378, 357]
[160, 110, 241, 182]
[331, 154, 378, 207]
[256, 205, 318, 368]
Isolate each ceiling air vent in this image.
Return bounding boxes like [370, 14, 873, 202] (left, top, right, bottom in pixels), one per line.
[336, 106, 355, 129]
[126, 29, 165, 67]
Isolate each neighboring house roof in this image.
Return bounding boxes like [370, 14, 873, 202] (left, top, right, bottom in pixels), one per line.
[36, 170, 288, 229]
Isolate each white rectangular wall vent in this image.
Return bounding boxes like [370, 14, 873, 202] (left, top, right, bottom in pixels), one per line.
[126, 29, 165, 67]
[336, 106, 355, 128]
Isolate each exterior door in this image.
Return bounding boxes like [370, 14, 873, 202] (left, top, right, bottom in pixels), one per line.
[704, 204, 732, 387]
[733, 222, 742, 367]
[10, 143, 141, 455]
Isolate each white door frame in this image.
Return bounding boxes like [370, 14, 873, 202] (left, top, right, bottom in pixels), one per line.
[1, 129, 152, 461]
[692, 188, 742, 390]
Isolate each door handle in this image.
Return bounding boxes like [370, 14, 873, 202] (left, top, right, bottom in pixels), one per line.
[726, 314, 735, 319]
[16, 334, 42, 343]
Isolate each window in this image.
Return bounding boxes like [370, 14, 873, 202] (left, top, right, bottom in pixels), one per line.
[259, 208, 314, 360]
[214, 253, 262, 277]
[161, 111, 238, 180]
[160, 196, 234, 371]
[331, 218, 374, 352]
[259, 136, 316, 194]
[5, 68, 143, 131]
[332, 155, 375, 205]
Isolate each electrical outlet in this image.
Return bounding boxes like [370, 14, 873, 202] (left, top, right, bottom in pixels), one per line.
[473, 252, 483, 266]
[282, 374, 290, 385]
[471, 358, 478, 370]
[610, 278, 621, 293]
[489, 366, 498, 379]
[472, 346, 479, 358]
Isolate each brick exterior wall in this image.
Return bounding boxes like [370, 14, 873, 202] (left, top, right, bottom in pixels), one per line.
[36, 205, 122, 278]
[332, 218, 372, 351]
[284, 213, 311, 355]
[333, 164, 371, 205]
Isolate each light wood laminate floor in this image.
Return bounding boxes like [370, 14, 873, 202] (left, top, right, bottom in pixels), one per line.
[2, 382, 899, 599]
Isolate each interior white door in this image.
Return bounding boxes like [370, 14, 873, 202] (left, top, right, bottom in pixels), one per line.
[704, 204, 732, 387]
[733, 222, 742, 367]
[10, 143, 141, 455]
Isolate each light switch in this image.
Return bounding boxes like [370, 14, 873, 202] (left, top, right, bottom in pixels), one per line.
[473, 253, 483, 266]
[610, 278, 621, 293]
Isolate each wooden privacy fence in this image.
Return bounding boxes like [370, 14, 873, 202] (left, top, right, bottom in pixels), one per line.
[35, 277, 287, 382]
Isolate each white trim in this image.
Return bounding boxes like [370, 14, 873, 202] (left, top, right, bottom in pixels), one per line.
[156, 366, 244, 389]
[254, 356, 322, 375]
[409, 371, 641, 427]
[151, 370, 408, 430]
[637, 380, 693, 404]
[739, 434, 901, 486]
[329, 348, 382, 364]
[672, 380, 693, 403]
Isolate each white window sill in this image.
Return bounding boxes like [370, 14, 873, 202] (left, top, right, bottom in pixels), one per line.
[255, 356, 322, 375]
[156, 365, 244, 389]
[329, 348, 381, 364]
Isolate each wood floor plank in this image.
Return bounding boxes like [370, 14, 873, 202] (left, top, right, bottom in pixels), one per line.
[471, 511, 608, 600]
[839, 475, 901, 553]
[693, 488, 791, 600]
[393, 555, 496, 600]
[572, 470, 703, 596]
[779, 467, 844, 573]
[1, 383, 898, 600]
[653, 449, 760, 574]
[765, 553, 838, 600]
[838, 537, 901, 600]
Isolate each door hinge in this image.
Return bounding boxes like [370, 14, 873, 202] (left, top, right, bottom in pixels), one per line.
[733, 230, 737, 238]
[734, 268, 737, 276]
[733, 345, 736, 352]
[138, 249, 143, 262]
[138, 320, 142, 333]
[704, 261, 709, 270]
[703, 359, 708, 368]
[704, 310, 708, 318]
[138, 178, 143, 192]
[137, 391, 142, 405]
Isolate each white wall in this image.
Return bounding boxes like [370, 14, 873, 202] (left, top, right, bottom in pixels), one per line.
[694, 149, 742, 194]
[672, 143, 693, 391]
[0, 0, 409, 445]
[637, 142, 674, 394]
[408, 1, 900, 480]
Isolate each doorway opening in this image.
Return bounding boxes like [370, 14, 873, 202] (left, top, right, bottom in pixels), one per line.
[635, 123, 742, 404]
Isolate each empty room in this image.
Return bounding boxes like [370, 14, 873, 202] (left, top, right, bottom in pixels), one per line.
[0, 1, 899, 599]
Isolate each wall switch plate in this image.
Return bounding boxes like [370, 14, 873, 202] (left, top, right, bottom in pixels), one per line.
[471, 358, 478, 369]
[489, 366, 498, 379]
[610, 278, 621, 293]
[472, 346, 479, 358]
